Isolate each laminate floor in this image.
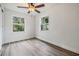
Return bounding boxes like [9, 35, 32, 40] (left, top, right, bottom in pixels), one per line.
[0, 39, 78, 56]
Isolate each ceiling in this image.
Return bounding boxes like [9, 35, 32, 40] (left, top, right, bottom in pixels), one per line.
[2, 3, 57, 15]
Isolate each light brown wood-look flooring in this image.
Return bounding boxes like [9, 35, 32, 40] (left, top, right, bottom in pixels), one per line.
[0, 38, 79, 56]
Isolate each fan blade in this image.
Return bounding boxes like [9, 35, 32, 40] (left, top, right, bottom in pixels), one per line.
[35, 4, 45, 8]
[17, 6, 28, 8]
[28, 3, 34, 7]
[35, 9, 40, 13]
[31, 3, 34, 6]
[27, 11, 30, 13]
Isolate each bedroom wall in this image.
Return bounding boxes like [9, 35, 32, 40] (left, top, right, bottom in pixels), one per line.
[36, 4, 79, 53]
[3, 8, 35, 44]
[0, 6, 2, 49]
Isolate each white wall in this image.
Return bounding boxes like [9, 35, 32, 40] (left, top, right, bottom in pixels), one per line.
[0, 5, 2, 49]
[3, 8, 35, 44]
[36, 4, 79, 53]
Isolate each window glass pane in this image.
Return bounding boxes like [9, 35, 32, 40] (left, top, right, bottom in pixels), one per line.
[41, 16, 49, 31]
[13, 16, 24, 32]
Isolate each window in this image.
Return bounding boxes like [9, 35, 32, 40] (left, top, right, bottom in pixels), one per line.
[41, 16, 49, 31]
[13, 16, 24, 32]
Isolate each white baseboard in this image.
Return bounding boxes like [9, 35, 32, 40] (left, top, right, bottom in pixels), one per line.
[36, 36, 79, 54]
[3, 36, 35, 44]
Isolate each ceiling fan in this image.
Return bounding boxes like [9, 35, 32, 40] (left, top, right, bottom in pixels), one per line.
[17, 3, 45, 13]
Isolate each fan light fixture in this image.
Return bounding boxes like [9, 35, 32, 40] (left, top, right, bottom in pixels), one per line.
[17, 3, 45, 13]
[28, 6, 35, 12]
